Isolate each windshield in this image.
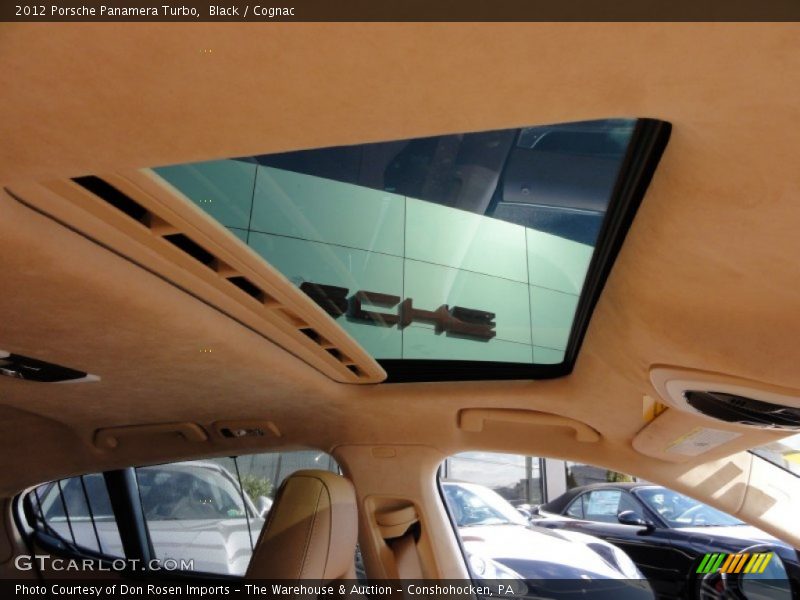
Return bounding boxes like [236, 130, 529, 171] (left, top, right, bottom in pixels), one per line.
[635, 487, 743, 528]
[751, 432, 800, 477]
[443, 483, 529, 527]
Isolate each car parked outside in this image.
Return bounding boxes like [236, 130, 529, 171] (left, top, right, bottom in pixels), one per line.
[532, 482, 800, 598]
[442, 481, 654, 598]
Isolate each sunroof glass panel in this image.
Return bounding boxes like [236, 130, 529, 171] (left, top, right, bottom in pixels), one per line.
[154, 118, 666, 374]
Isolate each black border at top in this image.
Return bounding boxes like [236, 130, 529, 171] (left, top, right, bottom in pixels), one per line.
[5, 1, 800, 22]
[379, 118, 672, 384]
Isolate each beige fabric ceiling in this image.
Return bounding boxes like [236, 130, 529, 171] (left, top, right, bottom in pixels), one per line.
[1, 23, 800, 505]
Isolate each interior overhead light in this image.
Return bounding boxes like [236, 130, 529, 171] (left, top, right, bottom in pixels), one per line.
[650, 367, 800, 431]
[684, 391, 800, 430]
[0, 350, 99, 383]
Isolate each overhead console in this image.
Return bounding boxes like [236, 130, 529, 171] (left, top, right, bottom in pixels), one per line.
[633, 367, 800, 463]
[650, 366, 800, 431]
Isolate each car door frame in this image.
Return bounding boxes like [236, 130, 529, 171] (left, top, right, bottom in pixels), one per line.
[17, 466, 250, 583]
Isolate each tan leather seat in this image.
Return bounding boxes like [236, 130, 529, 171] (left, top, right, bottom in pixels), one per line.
[246, 469, 358, 580]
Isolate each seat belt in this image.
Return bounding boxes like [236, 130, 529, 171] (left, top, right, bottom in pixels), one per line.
[389, 528, 423, 579]
[376, 505, 423, 579]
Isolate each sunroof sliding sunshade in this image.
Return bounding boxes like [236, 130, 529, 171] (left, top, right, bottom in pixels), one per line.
[153, 118, 670, 382]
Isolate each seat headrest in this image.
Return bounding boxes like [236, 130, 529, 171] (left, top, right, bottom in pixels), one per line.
[246, 469, 357, 581]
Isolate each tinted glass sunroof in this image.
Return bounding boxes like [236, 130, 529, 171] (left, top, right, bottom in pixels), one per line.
[153, 118, 670, 381]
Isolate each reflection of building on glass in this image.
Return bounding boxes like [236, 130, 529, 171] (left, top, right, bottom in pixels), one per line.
[300, 281, 497, 340]
[155, 118, 635, 365]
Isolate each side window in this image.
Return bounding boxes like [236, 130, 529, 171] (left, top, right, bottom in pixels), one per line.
[565, 495, 585, 518]
[137, 463, 250, 521]
[442, 452, 545, 505]
[583, 490, 622, 523]
[24, 450, 339, 577]
[618, 491, 643, 518]
[136, 451, 337, 576]
[439, 452, 546, 583]
[28, 474, 124, 558]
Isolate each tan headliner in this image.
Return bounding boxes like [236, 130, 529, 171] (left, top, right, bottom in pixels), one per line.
[2, 23, 800, 540]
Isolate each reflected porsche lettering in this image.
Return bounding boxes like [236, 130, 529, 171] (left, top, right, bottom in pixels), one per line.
[300, 282, 496, 341]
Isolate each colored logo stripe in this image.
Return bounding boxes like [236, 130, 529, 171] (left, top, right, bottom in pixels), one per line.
[697, 552, 774, 574]
[696, 553, 713, 573]
[732, 553, 748, 573]
[720, 554, 736, 573]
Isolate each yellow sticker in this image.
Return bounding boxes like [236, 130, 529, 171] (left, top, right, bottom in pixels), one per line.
[643, 395, 669, 423]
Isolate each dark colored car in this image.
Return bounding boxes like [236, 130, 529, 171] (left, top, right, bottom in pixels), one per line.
[442, 481, 654, 598]
[532, 483, 800, 599]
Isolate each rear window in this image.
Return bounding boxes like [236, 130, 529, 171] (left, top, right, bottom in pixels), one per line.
[24, 450, 339, 576]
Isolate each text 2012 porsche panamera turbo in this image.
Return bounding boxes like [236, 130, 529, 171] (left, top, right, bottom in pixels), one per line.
[2, 19, 800, 600]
